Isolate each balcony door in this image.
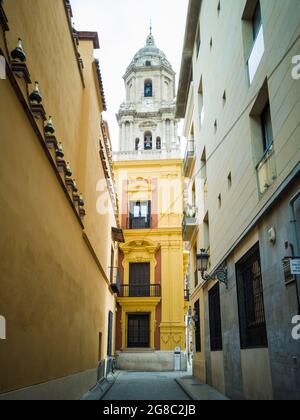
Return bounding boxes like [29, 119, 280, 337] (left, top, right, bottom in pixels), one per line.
[128, 314, 150, 348]
[129, 201, 151, 229]
[129, 263, 150, 297]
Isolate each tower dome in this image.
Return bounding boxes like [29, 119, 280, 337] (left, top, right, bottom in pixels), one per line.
[116, 29, 180, 159]
[126, 30, 173, 74]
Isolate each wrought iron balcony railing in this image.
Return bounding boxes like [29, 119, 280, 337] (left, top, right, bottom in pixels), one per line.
[184, 140, 195, 176]
[182, 205, 198, 241]
[118, 284, 161, 298]
[256, 144, 276, 196]
[126, 217, 152, 230]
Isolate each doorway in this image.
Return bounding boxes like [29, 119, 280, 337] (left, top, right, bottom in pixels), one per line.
[128, 314, 150, 348]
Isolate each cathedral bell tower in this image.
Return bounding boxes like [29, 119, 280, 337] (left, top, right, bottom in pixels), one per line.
[115, 29, 181, 160]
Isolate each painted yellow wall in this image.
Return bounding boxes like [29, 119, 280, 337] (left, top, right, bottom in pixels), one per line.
[0, 0, 117, 393]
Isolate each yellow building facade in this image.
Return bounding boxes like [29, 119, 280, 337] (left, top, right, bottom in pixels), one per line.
[113, 32, 188, 371]
[0, 0, 120, 399]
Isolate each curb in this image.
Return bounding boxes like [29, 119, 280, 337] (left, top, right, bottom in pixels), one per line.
[175, 378, 195, 401]
[81, 371, 120, 401]
[99, 371, 120, 400]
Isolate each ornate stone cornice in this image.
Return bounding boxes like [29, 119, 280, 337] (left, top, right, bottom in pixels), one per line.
[120, 239, 160, 256]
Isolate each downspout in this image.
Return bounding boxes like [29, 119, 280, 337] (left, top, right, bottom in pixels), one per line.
[289, 190, 300, 314]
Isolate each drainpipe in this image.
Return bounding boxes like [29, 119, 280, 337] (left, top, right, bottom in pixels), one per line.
[289, 190, 300, 314]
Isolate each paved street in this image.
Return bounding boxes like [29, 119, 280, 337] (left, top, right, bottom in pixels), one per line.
[102, 372, 191, 401]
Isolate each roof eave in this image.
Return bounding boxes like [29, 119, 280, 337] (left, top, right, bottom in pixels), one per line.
[175, 0, 202, 119]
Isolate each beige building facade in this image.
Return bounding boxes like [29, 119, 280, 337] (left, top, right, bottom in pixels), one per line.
[0, 0, 120, 400]
[177, 0, 300, 400]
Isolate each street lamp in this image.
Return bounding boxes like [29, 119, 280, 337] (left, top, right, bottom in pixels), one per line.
[196, 249, 228, 288]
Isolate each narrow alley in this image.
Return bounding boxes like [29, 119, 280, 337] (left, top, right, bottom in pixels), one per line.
[102, 372, 190, 401]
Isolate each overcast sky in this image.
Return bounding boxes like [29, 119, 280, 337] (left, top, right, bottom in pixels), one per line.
[71, 0, 188, 151]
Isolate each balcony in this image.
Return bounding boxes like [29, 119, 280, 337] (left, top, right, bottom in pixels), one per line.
[256, 144, 277, 196]
[184, 140, 195, 177]
[114, 148, 181, 162]
[182, 204, 198, 242]
[118, 284, 161, 298]
[126, 216, 151, 230]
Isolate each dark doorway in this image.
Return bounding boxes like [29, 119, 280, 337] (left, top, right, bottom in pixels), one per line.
[129, 263, 150, 297]
[128, 314, 150, 348]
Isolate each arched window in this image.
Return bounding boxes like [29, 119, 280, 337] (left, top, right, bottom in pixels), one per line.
[156, 137, 161, 150]
[144, 80, 153, 98]
[135, 138, 140, 151]
[164, 81, 169, 100]
[144, 131, 152, 150]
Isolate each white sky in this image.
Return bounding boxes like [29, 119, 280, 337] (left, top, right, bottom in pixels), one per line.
[71, 0, 189, 151]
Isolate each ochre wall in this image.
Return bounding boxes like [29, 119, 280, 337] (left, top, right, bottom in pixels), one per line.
[0, 0, 117, 393]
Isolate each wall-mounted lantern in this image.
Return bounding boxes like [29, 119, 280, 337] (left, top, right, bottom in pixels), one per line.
[197, 249, 228, 288]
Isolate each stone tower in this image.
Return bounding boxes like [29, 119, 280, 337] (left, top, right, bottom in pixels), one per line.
[115, 29, 181, 160]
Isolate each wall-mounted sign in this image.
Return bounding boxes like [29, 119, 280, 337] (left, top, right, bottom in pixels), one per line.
[290, 258, 300, 276]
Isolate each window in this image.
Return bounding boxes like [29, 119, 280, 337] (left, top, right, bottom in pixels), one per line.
[144, 80, 152, 97]
[145, 60, 151, 67]
[209, 284, 223, 351]
[156, 137, 161, 150]
[164, 81, 170, 100]
[129, 201, 151, 229]
[198, 78, 204, 128]
[194, 300, 201, 352]
[261, 103, 273, 152]
[236, 244, 268, 349]
[144, 131, 152, 150]
[214, 120, 218, 132]
[246, 1, 265, 83]
[250, 84, 277, 195]
[135, 138, 140, 151]
[222, 90, 227, 104]
[228, 172, 232, 189]
[252, 1, 262, 41]
[107, 311, 113, 357]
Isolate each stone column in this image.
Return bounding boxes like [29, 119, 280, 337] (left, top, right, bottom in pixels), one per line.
[160, 239, 186, 351]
